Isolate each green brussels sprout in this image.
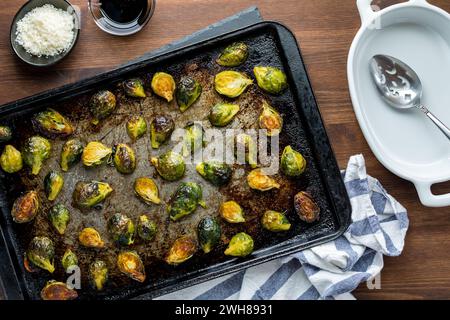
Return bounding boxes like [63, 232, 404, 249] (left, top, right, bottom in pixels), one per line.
[281, 145, 306, 177]
[112, 143, 136, 174]
[22, 136, 51, 175]
[220, 200, 245, 223]
[60, 139, 83, 171]
[176, 76, 202, 112]
[261, 210, 291, 232]
[224, 232, 254, 257]
[151, 150, 185, 181]
[258, 101, 283, 136]
[117, 251, 146, 283]
[89, 260, 108, 291]
[197, 217, 221, 254]
[31, 108, 74, 138]
[0, 125, 12, 143]
[214, 71, 253, 98]
[294, 191, 320, 223]
[150, 114, 175, 149]
[79, 227, 105, 248]
[137, 215, 157, 241]
[209, 103, 240, 127]
[151, 72, 176, 102]
[134, 177, 161, 205]
[253, 66, 288, 95]
[234, 133, 258, 168]
[123, 78, 146, 98]
[48, 203, 70, 235]
[165, 236, 197, 265]
[183, 122, 205, 156]
[0, 145, 23, 173]
[196, 161, 232, 186]
[90, 90, 117, 124]
[168, 182, 206, 221]
[107, 213, 135, 246]
[247, 169, 280, 191]
[61, 248, 78, 272]
[44, 171, 64, 201]
[72, 181, 113, 210]
[82, 141, 112, 167]
[126, 116, 147, 141]
[27, 236, 55, 273]
[40, 281, 78, 300]
[216, 42, 249, 67]
[11, 190, 39, 224]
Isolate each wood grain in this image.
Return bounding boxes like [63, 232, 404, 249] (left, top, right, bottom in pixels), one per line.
[0, 0, 450, 300]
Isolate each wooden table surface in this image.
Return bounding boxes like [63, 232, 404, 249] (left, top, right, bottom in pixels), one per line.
[1, 0, 450, 300]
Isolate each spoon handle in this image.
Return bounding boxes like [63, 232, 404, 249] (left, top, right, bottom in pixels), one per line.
[417, 105, 450, 140]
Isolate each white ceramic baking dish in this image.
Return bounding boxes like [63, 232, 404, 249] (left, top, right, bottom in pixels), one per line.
[348, 0, 450, 207]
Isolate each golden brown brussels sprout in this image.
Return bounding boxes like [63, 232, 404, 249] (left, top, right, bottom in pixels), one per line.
[134, 177, 161, 205]
[176, 77, 202, 112]
[72, 181, 113, 210]
[126, 116, 147, 141]
[40, 281, 78, 300]
[22, 136, 51, 175]
[165, 236, 197, 265]
[214, 71, 253, 98]
[224, 232, 254, 257]
[60, 139, 83, 172]
[0, 145, 23, 173]
[183, 122, 205, 156]
[253, 66, 288, 95]
[89, 260, 108, 291]
[32, 108, 74, 138]
[196, 161, 232, 186]
[117, 251, 146, 283]
[220, 201, 245, 223]
[27, 236, 55, 273]
[151, 72, 176, 102]
[217, 42, 249, 67]
[151, 150, 185, 181]
[123, 78, 146, 98]
[0, 125, 12, 143]
[281, 145, 306, 177]
[107, 213, 135, 246]
[150, 114, 175, 149]
[197, 217, 221, 254]
[258, 101, 283, 136]
[48, 203, 70, 235]
[79, 227, 105, 248]
[112, 143, 136, 174]
[82, 141, 112, 167]
[168, 182, 206, 221]
[11, 190, 39, 224]
[44, 171, 64, 201]
[90, 90, 117, 124]
[209, 103, 240, 127]
[247, 169, 280, 191]
[234, 133, 257, 168]
[61, 248, 78, 272]
[261, 210, 291, 232]
[137, 215, 157, 241]
[294, 191, 320, 223]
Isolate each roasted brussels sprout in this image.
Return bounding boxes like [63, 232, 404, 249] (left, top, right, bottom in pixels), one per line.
[126, 116, 147, 141]
[48, 203, 70, 235]
[0, 125, 12, 143]
[123, 78, 146, 98]
[134, 177, 161, 205]
[0, 145, 23, 173]
[22, 136, 51, 175]
[176, 76, 202, 112]
[196, 161, 232, 186]
[220, 201, 245, 223]
[168, 182, 206, 221]
[150, 114, 175, 149]
[60, 139, 83, 171]
[11, 191, 39, 224]
[224, 232, 254, 257]
[281, 145, 306, 177]
[183, 122, 205, 156]
[107, 213, 135, 246]
[137, 215, 157, 241]
[253, 66, 288, 95]
[117, 251, 146, 283]
[214, 71, 253, 98]
[261, 210, 291, 232]
[40, 281, 78, 300]
[247, 169, 280, 191]
[90, 90, 117, 124]
[258, 101, 283, 136]
[294, 191, 320, 223]
[197, 217, 221, 254]
[61, 248, 78, 272]
[112, 143, 136, 174]
[151, 150, 185, 181]
[27, 236, 55, 273]
[44, 171, 64, 201]
[151, 72, 176, 102]
[72, 181, 113, 210]
[165, 236, 197, 265]
[217, 42, 249, 67]
[79, 227, 105, 248]
[89, 260, 108, 291]
[209, 103, 240, 127]
[234, 133, 257, 168]
[82, 141, 112, 167]
[32, 108, 74, 138]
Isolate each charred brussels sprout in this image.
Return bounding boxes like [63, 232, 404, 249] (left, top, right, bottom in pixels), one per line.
[294, 191, 320, 223]
[220, 201, 245, 223]
[209, 103, 240, 127]
[123, 78, 146, 98]
[117, 251, 146, 283]
[183, 122, 205, 156]
[137, 215, 157, 241]
[48, 203, 70, 235]
[151, 72, 176, 102]
[60, 139, 83, 171]
[217, 42, 249, 67]
[40, 281, 78, 300]
[168, 182, 206, 221]
[134, 177, 161, 205]
[72, 181, 113, 209]
[89, 260, 108, 291]
[44, 171, 64, 201]
[22, 136, 51, 175]
[90, 90, 117, 124]
[11, 191, 39, 223]
[126, 116, 147, 141]
[247, 169, 280, 191]
[79, 227, 105, 248]
[215, 71, 253, 98]
[197, 217, 221, 254]
[224, 232, 254, 257]
[112, 143, 136, 174]
[0, 126, 12, 143]
[27, 236, 55, 273]
[0, 145, 23, 173]
[82, 141, 112, 167]
[165, 236, 197, 265]
[235, 133, 257, 168]
[261, 210, 291, 232]
[150, 114, 175, 149]
[259, 101, 283, 136]
[61, 248, 78, 272]
[32, 108, 74, 138]
[196, 161, 232, 186]
[253, 66, 288, 95]
[176, 77, 202, 112]
[107, 213, 135, 246]
[151, 150, 185, 181]
[281, 145, 306, 177]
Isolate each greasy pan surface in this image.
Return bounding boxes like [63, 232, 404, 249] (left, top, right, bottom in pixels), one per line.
[0, 22, 351, 300]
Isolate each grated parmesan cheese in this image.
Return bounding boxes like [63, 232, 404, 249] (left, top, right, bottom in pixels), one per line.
[15, 4, 75, 57]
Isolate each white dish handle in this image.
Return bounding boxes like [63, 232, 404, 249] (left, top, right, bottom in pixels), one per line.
[415, 181, 450, 207]
[356, 0, 429, 24]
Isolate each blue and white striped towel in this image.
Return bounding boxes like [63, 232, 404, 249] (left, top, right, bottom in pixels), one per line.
[157, 154, 409, 300]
